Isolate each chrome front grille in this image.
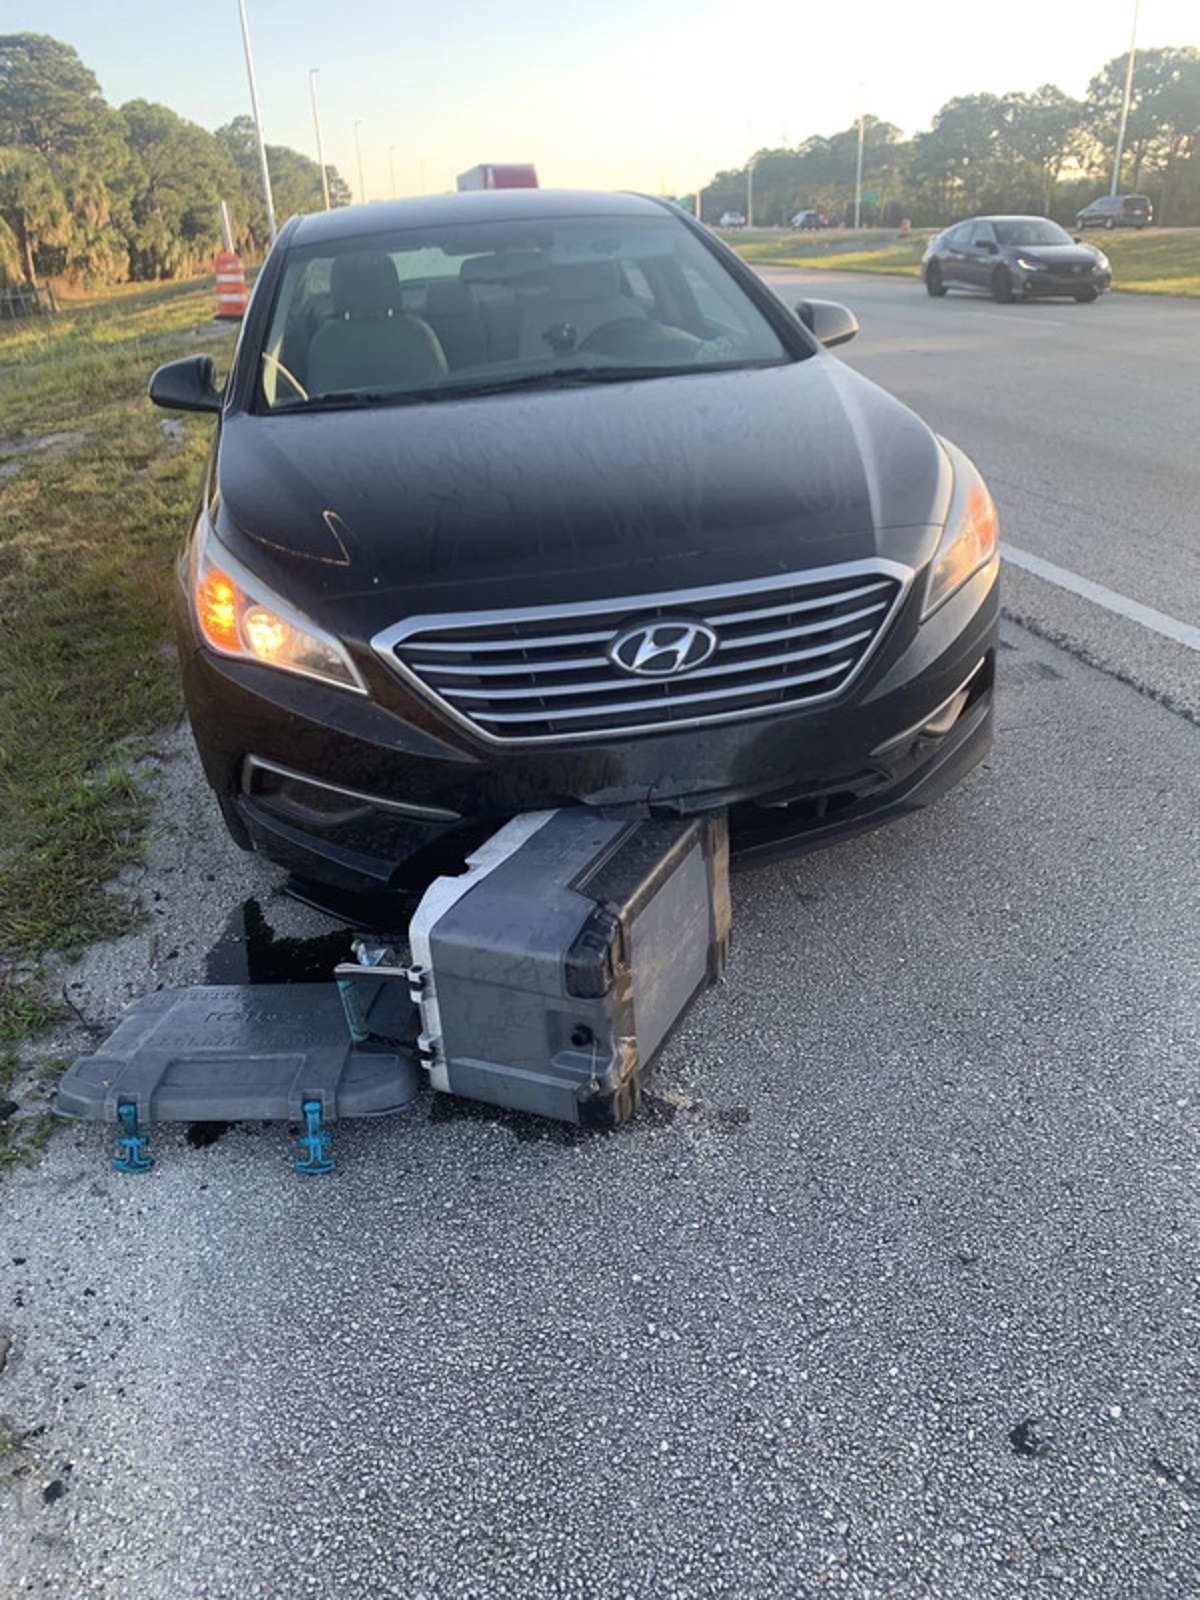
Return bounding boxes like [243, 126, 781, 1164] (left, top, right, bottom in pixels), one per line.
[373, 561, 910, 744]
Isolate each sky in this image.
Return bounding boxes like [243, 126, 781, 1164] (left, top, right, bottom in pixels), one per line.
[14, 1, 1200, 202]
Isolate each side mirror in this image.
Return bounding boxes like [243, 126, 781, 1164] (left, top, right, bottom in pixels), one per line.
[148, 355, 223, 414]
[795, 298, 859, 349]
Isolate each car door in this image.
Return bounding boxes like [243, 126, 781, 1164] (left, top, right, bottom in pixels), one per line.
[938, 223, 973, 286]
[963, 222, 999, 289]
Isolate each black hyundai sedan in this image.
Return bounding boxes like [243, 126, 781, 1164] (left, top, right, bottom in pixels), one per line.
[922, 215, 1111, 303]
[150, 189, 999, 901]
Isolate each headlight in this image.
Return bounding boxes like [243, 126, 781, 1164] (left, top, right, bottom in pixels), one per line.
[922, 443, 1000, 620]
[189, 519, 366, 692]
[1095, 252, 1110, 271]
[1015, 256, 1043, 271]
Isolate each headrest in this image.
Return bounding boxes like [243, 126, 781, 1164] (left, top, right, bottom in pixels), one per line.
[423, 278, 475, 314]
[330, 252, 401, 317]
[547, 259, 621, 298]
[459, 251, 549, 286]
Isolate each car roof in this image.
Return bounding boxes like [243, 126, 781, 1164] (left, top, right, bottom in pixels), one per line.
[968, 215, 1058, 224]
[286, 188, 674, 247]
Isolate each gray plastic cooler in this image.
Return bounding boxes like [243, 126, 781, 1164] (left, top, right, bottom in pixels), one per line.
[400, 808, 730, 1126]
[56, 806, 730, 1154]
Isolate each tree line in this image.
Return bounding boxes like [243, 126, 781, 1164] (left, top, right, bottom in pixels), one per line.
[0, 33, 349, 287]
[695, 48, 1200, 229]
[2, 33, 1198, 291]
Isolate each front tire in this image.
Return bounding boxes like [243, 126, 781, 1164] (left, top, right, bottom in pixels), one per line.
[991, 266, 1014, 304]
[925, 263, 947, 297]
[1074, 288, 1099, 303]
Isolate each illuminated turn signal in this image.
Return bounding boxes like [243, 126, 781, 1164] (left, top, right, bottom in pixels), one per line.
[190, 529, 364, 691]
[197, 565, 242, 653]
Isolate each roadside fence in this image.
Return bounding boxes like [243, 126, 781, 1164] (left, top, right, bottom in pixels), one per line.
[0, 283, 59, 320]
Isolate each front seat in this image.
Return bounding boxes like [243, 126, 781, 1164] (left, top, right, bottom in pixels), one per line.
[307, 253, 448, 395]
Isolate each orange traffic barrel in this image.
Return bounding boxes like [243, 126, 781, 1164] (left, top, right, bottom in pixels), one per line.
[215, 250, 247, 319]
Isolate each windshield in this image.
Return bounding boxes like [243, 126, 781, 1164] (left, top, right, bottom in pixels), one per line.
[993, 219, 1074, 248]
[256, 213, 793, 411]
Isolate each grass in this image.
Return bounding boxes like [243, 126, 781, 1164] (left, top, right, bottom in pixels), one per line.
[0, 1044, 64, 1168]
[734, 227, 1200, 295]
[0, 277, 238, 1041]
[1086, 231, 1200, 296]
[0, 1103, 60, 1171]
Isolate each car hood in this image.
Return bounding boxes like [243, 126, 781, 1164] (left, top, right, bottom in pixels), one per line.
[212, 359, 951, 631]
[1012, 244, 1101, 266]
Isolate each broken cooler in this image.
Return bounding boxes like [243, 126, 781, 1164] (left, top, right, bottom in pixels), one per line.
[55, 807, 730, 1156]
[391, 808, 729, 1126]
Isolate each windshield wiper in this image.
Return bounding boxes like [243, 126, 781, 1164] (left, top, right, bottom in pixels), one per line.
[274, 361, 752, 413]
[443, 365, 699, 399]
[280, 389, 433, 412]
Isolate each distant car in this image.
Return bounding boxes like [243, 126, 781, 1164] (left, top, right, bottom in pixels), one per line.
[148, 187, 998, 900]
[1074, 193, 1152, 230]
[717, 211, 745, 228]
[791, 210, 828, 230]
[922, 215, 1112, 304]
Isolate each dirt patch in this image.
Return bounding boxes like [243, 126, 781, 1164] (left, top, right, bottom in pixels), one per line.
[0, 430, 89, 459]
[0, 430, 90, 479]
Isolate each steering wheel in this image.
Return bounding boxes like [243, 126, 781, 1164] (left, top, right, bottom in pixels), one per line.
[577, 318, 658, 354]
[579, 319, 704, 359]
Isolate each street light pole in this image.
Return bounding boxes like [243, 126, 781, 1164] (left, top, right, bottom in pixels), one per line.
[854, 83, 865, 229]
[235, 0, 277, 243]
[1111, 0, 1141, 194]
[354, 120, 367, 205]
[309, 69, 331, 211]
[747, 155, 756, 228]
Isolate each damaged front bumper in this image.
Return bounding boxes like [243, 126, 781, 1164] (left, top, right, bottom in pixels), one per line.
[182, 563, 999, 900]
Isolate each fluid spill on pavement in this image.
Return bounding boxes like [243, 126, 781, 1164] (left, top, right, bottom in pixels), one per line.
[186, 1122, 232, 1148]
[205, 898, 356, 985]
[1009, 1418, 1051, 1458]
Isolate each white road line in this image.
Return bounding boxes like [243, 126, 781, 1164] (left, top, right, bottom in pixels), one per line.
[1002, 543, 1200, 653]
[960, 310, 1069, 327]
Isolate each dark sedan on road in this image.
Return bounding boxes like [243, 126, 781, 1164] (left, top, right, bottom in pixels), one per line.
[150, 189, 999, 904]
[922, 215, 1112, 303]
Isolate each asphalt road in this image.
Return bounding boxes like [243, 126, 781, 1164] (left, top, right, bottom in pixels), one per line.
[757, 267, 1200, 722]
[1, 282, 1198, 1600]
